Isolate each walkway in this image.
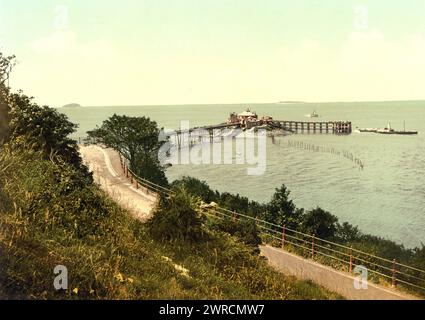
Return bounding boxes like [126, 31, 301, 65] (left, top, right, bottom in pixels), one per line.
[79, 145, 156, 221]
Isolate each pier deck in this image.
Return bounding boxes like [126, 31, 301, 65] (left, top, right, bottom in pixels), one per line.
[272, 120, 352, 134]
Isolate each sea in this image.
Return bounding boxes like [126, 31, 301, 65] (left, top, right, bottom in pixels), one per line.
[60, 101, 425, 249]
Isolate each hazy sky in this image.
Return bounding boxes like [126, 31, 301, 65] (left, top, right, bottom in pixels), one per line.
[1, 0, 425, 106]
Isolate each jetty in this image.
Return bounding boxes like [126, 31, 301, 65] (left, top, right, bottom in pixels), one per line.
[166, 108, 352, 148]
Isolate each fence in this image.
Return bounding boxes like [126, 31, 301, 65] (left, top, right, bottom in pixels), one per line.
[115, 150, 425, 297]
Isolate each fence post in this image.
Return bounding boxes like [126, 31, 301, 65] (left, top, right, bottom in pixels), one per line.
[135, 180, 139, 189]
[233, 211, 237, 222]
[281, 225, 286, 249]
[392, 259, 397, 287]
[126, 166, 129, 178]
[311, 235, 315, 258]
[130, 173, 133, 184]
[349, 247, 353, 273]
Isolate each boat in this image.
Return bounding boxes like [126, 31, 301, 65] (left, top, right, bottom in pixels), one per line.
[305, 110, 319, 118]
[376, 122, 418, 135]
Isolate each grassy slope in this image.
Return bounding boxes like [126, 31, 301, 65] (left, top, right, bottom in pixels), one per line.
[0, 146, 341, 300]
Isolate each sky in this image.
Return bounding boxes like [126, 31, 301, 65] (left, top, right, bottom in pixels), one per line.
[1, 0, 425, 107]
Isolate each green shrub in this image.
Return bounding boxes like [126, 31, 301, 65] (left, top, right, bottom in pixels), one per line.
[209, 217, 262, 254]
[147, 188, 206, 242]
[171, 176, 217, 203]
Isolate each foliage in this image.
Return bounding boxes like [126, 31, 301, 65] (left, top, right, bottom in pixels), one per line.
[209, 217, 262, 254]
[147, 187, 206, 242]
[87, 114, 168, 187]
[335, 222, 361, 243]
[0, 146, 340, 300]
[301, 207, 339, 239]
[262, 185, 303, 230]
[218, 192, 265, 217]
[0, 53, 15, 144]
[158, 231, 342, 300]
[173, 176, 425, 283]
[170, 176, 218, 203]
[4, 92, 90, 180]
[0, 50, 341, 300]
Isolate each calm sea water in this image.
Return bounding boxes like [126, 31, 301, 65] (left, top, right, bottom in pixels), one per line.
[61, 101, 425, 248]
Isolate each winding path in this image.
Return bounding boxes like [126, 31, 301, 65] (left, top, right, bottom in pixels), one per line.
[79, 145, 157, 221]
[79, 145, 420, 300]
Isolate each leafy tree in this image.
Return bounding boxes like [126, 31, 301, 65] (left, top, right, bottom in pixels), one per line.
[0, 53, 15, 144]
[218, 192, 266, 218]
[263, 184, 302, 229]
[6, 92, 88, 176]
[87, 114, 168, 187]
[219, 192, 250, 213]
[301, 207, 339, 240]
[0, 52, 15, 87]
[335, 221, 361, 243]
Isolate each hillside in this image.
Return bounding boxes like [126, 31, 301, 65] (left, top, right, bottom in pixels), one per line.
[0, 143, 341, 299]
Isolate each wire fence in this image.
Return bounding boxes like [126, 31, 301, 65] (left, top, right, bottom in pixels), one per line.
[114, 149, 425, 297]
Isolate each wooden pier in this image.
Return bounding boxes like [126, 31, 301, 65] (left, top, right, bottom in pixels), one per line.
[165, 118, 352, 149]
[272, 120, 352, 134]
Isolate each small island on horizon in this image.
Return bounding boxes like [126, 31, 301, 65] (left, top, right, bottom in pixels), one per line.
[276, 101, 306, 104]
[62, 103, 81, 108]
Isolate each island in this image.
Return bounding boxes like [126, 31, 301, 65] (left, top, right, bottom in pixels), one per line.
[276, 101, 306, 104]
[62, 103, 81, 108]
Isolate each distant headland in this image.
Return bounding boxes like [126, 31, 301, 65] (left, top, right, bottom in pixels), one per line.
[276, 101, 306, 104]
[62, 103, 81, 108]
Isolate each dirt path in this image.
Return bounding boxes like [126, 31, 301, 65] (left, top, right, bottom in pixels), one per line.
[79, 145, 157, 221]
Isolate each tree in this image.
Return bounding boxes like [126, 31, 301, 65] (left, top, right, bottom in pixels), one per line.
[87, 114, 168, 187]
[302, 207, 339, 240]
[7, 92, 88, 174]
[335, 221, 361, 243]
[0, 53, 15, 144]
[263, 184, 302, 229]
[171, 176, 217, 203]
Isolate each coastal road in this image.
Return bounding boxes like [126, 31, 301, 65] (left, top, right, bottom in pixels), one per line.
[79, 145, 420, 300]
[260, 245, 420, 300]
[79, 145, 157, 221]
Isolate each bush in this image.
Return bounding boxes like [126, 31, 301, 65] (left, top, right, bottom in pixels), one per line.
[301, 207, 339, 240]
[7, 92, 89, 177]
[209, 217, 262, 254]
[147, 188, 206, 242]
[171, 176, 217, 203]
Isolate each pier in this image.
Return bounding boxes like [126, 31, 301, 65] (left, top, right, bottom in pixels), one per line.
[165, 109, 352, 149]
[271, 120, 352, 134]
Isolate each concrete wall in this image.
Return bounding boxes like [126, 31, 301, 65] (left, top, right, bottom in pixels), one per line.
[260, 245, 420, 300]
